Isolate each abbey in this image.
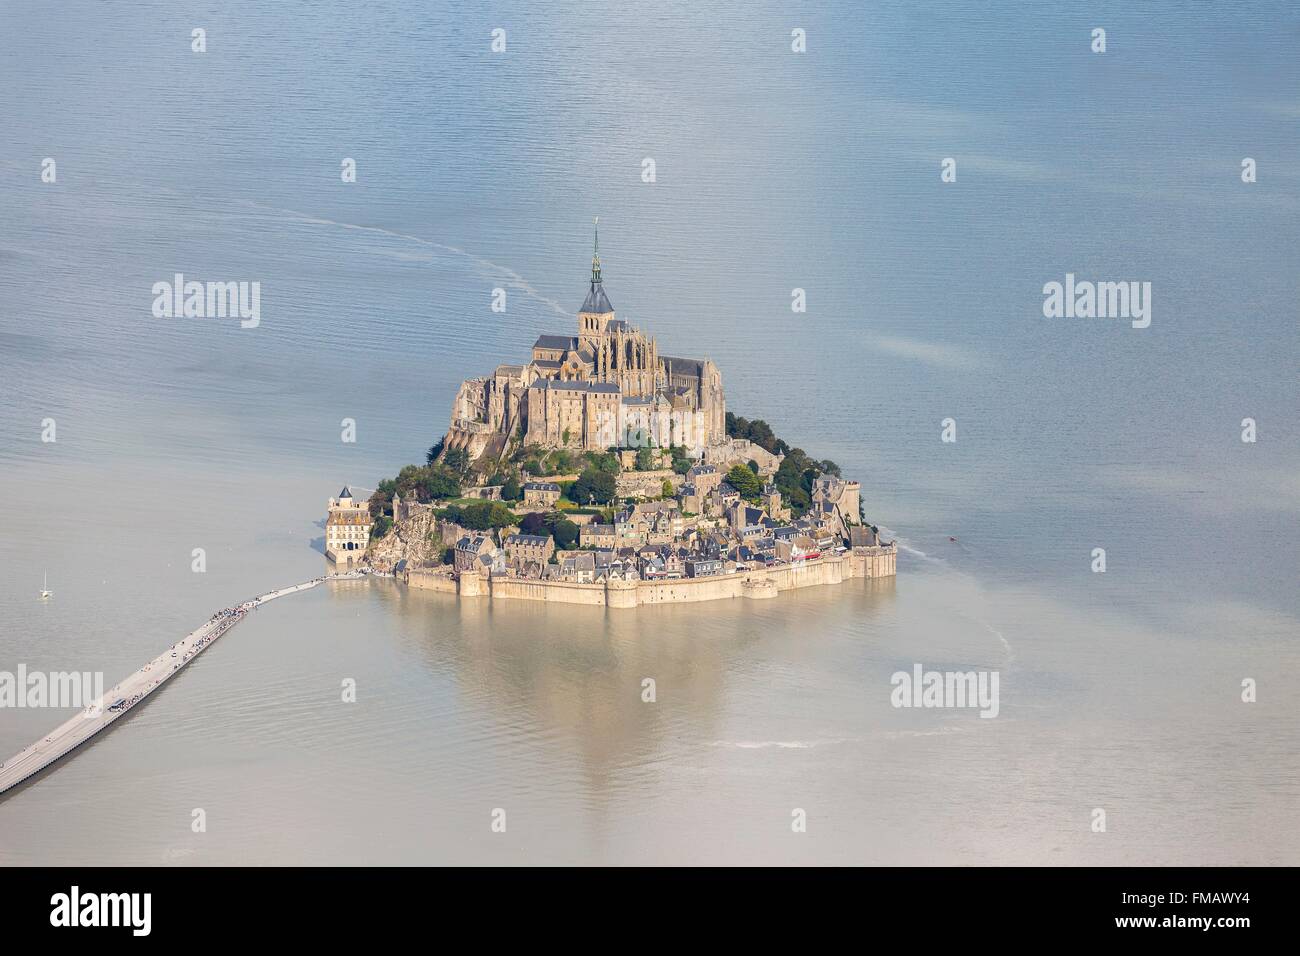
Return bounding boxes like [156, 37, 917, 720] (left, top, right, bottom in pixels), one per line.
[444, 225, 726, 462]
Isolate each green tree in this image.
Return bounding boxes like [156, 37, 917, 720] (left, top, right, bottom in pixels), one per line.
[671, 449, 692, 474]
[486, 502, 518, 529]
[583, 450, 620, 474]
[725, 414, 780, 454]
[661, 479, 674, 498]
[421, 471, 461, 501]
[500, 476, 522, 501]
[371, 515, 393, 539]
[552, 519, 579, 550]
[444, 447, 469, 474]
[426, 437, 445, 465]
[635, 446, 657, 471]
[726, 464, 762, 499]
[520, 512, 549, 536]
[570, 467, 617, 505]
[447, 501, 515, 530]
[772, 444, 835, 518]
[369, 480, 396, 519]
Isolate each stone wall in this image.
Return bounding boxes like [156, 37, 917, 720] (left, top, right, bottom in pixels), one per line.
[383, 525, 898, 607]
[421, 545, 897, 608]
[406, 568, 457, 593]
[490, 576, 609, 606]
[701, 438, 784, 476]
[852, 545, 897, 578]
[615, 469, 680, 499]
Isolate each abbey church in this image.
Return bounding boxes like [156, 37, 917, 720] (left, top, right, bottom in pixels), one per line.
[444, 226, 727, 463]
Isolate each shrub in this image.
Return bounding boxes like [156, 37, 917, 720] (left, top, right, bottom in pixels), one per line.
[570, 467, 616, 505]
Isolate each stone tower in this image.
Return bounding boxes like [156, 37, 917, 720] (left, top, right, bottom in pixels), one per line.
[578, 219, 658, 398]
[578, 218, 616, 344]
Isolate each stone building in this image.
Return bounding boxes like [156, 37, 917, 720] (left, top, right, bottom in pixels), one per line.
[762, 482, 790, 522]
[454, 535, 496, 573]
[442, 224, 727, 463]
[392, 493, 432, 524]
[522, 481, 562, 508]
[325, 487, 372, 565]
[503, 533, 555, 567]
[811, 476, 862, 528]
[580, 523, 617, 549]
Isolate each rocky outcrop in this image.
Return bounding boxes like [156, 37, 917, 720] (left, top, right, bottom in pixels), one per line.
[365, 508, 448, 573]
[700, 438, 783, 476]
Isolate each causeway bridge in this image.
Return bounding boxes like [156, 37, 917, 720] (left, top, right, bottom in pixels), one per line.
[0, 570, 370, 797]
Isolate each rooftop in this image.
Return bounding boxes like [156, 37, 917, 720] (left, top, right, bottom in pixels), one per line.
[581, 280, 613, 315]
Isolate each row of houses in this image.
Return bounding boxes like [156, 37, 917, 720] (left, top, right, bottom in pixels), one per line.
[444, 469, 867, 585]
[373, 455, 870, 586]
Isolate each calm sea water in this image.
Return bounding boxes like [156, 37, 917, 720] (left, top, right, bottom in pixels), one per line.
[1, 1, 1297, 864]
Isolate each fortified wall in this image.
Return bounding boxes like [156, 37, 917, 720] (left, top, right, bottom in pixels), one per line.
[404, 545, 897, 608]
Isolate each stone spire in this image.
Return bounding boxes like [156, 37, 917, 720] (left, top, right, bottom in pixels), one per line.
[581, 217, 613, 315]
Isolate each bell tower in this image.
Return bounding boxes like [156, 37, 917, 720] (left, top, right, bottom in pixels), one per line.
[578, 218, 615, 346]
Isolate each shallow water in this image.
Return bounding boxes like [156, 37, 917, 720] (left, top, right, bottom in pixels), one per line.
[1, 1, 1297, 864]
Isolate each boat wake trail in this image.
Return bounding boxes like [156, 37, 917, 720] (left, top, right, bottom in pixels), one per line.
[985, 623, 1015, 665]
[880, 527, 943, 566]
[240, 200, 571, 318]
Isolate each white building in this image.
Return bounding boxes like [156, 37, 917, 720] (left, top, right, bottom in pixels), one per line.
[325, 486, 372, 565]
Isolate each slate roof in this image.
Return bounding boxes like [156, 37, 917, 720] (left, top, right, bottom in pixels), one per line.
[535, 334, 579, 351]
[661, 356, 705, 379]
[581, 280, 613, 314]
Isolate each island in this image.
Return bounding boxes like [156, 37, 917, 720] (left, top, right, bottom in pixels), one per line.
[346, 225, 896, 607]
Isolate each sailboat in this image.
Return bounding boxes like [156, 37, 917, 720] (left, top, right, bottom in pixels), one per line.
[39, 570, 52, 600]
